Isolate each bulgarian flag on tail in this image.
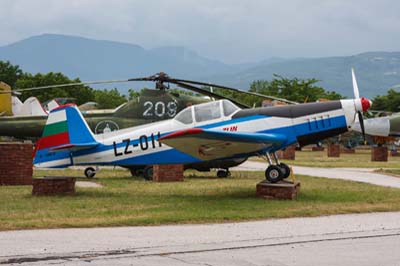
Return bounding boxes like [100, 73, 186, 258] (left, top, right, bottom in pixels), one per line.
[34, 106, 71, 153]
[33, 104, 98, 167]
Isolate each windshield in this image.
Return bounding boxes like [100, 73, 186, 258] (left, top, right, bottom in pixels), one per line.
[174, 107, 193, 124]
[174, 100, 240, 125]
[222, 100, 240, 116]
[194, 101, 221, 123]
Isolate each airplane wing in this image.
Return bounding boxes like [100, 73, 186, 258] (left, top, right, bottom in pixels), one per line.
[159, 128, 287, 160]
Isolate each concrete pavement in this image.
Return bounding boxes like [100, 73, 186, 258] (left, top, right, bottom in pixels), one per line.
[1, 212, 400, 265]
[234, 161, 400, 188]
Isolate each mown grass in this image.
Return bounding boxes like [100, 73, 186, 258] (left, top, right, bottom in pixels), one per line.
[1, 168, 400, 231]
[252, 148, 400, 168]
[376, 168, 400, 177]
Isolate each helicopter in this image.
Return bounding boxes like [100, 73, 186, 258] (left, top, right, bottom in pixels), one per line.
[0, 72, 295, 178]
[0, 72, 295, 138]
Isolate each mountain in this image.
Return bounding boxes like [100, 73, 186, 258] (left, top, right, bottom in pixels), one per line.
[0, 34, 399, 98]
[206, 52, 400, 98]
[0, 34, 235, 84]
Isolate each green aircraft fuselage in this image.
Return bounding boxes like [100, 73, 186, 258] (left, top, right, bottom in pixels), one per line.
[0, 89, 209, 138]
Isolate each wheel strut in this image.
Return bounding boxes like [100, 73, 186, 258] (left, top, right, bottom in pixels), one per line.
[262, 151, 291, 182]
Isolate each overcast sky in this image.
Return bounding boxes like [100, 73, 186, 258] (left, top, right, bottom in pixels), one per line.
[0, 0, 399, 64]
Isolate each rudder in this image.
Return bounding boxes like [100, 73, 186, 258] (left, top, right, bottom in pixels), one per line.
[34, 104, 97, 168]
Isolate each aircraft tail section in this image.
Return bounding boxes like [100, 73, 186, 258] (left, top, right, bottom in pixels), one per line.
[0, 82, 12, 116]
[33, 104, 98, 168]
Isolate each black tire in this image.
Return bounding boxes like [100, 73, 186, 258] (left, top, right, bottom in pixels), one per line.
[84, 167, 96, 178]
[143, 166, 153, 181]
[129, 168, 144, 177]
[217, 169, 229, 178]
[265, 165, 283, 183]
[279, 163, 291, 179]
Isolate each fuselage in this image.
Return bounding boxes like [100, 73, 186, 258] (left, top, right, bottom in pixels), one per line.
[34, 99, 360, 168]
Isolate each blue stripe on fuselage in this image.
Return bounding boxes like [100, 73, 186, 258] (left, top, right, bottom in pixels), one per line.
[34, 114, 347, 167]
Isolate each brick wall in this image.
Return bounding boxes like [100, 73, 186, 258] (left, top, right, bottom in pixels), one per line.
[32, 177, 76, 196]
[0, 143, 33, 185]
[256, 181, 300, 200]
[153, 164, 184, 182]
[277, 145, 296, 160]
[327, 144, 340, 157]
[371, 146, 388, 162]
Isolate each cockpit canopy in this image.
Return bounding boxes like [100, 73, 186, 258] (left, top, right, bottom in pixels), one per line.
[174, 100, 240, 125]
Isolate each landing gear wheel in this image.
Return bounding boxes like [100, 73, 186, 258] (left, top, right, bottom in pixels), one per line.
[84, 167, 96, 178]
[265, 165, 283, 183]
[217, 169, 230, 178]
[143, 166, 153, 181]
[279, 163, 291, 179]
[130, 168, 143, 177]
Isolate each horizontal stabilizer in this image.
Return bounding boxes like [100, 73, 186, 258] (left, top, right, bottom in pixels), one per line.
[50, 142, 99, 152]
[159, 128, 287, 160]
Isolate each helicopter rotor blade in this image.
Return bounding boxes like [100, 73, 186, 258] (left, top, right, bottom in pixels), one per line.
[174, 81, 249, 109]
[169, 78, 298, 105]
[0, 79, 132, 94]
[126, 72, 297, 105]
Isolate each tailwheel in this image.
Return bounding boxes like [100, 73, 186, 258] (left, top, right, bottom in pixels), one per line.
[84, 167, 96, 178]
[216, 169, 230, 178]
[265, 165, 283, 183]
[279, 163, 291, 179]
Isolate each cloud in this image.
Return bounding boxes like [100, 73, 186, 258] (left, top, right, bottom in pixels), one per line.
[1, 0, 399, 63]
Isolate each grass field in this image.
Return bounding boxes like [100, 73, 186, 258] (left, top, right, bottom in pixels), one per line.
[259, 148, 400, 168]
[1, 168, 400, 231]
[376, 168, 400, 177]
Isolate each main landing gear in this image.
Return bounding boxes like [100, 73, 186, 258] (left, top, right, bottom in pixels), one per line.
[217, 169, 231, 178]
[84, 167, 96, 178]
[262, 152, 290, 183]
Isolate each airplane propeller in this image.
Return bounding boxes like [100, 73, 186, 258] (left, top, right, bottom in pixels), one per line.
[351, 68, 372, 142]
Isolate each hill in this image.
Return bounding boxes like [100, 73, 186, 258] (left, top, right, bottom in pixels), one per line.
[207, 52, 400, 98]
[0, 34, 399, 98]
[0, 34, 235, 83]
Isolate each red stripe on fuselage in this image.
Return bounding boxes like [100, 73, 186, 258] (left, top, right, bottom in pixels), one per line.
[36, 132, 70, 150]
[159, 128, 204, 140]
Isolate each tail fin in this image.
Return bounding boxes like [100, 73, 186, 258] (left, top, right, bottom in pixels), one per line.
[33, 104, 98, 168]
[0, 82, 12, 116]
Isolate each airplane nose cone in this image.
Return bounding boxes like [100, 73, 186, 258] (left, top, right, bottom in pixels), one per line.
[361, 97, 372, 112]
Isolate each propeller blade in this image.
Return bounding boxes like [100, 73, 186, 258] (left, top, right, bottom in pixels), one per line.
[358, 110, 366, 142]
[352, 68, 360, 99]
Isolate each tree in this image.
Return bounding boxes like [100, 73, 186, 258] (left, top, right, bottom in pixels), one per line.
[372, 89, 400, 112]
[0, 61, 23, 87]
[15, 72, 94, 105]
[94, 88, 127, 109]
[206, 75, 344, 107]
[249, 75, 344, 103]
[128, 88, 140, 100]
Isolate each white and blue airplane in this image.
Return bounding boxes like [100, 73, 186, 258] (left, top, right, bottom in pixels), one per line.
[33, 86, 372, 182]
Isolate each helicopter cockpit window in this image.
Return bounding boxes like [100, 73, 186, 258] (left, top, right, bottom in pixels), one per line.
[222, 100, 239, 116]
[174, 107, 193, 124]
[194, 101, 221, 123]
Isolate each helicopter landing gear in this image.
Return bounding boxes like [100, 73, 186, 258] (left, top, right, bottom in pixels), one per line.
[216, 168, 231, 178]
[84, 167, 96, 178]
[262, 152, 291, 183]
